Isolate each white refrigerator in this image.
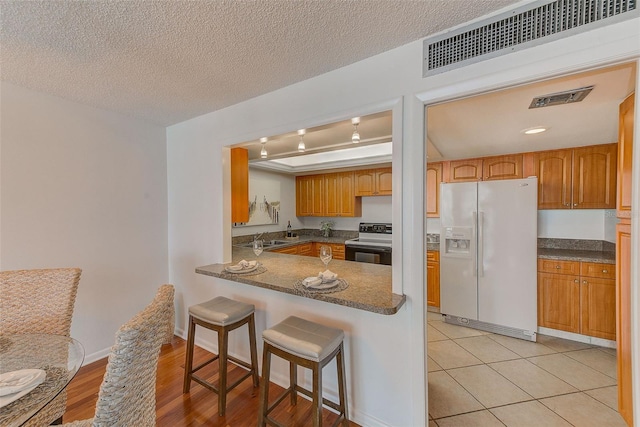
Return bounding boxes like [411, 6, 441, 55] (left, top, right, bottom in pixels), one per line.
[439, 177, 538, 341]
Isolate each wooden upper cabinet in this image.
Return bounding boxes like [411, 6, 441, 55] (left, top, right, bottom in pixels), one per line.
[231, 148, 249, 223]
[355, 168, 392, 196]
[325, 172, 361, 217]
[572, 144, 617, 209]
[533, 144, 616, 209]
[310, 175, 324, 216]
[426, 162, 442, 217]
[618, 92, 634, 218]
[448, 158, 483, 182]
[534, 149, 572, 209]
[483, 154, 523, 180]
[355, 170, 375, 196]
[296, 176, 313, 216]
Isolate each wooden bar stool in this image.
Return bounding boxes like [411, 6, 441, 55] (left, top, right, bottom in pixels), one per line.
[183, 296, 259, 416]
[258, 316, 348, 427]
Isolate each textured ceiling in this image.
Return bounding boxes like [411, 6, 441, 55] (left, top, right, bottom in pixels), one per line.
[0, 0, 518, 126]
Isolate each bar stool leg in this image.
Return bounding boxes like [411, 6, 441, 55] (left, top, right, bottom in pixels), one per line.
[336, 343, 349, 426]
[257, 343, 271, 427]
[183, 316, 196, 393]
[218, 327, 229, 416]
[289, 361, 298, 406]
[248, 314, 259, 388]
[312, 363, 322, 427]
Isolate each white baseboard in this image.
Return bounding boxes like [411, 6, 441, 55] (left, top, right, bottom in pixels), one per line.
[538, 327, 617, 349]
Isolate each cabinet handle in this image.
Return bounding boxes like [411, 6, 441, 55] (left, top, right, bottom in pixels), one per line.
[573, 203, 578, 207]
[583, 280, 588, 284]
[602, 269, 608, 273]
[574, 279, 579, 283]
[564, 203, 570, 207]
[555, 265, 561, 269]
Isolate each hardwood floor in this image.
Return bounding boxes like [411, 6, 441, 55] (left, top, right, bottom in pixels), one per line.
[64, 336, 358, 426]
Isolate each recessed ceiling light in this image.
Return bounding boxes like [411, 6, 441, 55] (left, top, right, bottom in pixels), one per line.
[522, 127, 548, 135]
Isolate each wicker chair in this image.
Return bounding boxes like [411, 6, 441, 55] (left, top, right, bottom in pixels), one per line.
[61, 284, 175, 427]
[0, 267, 82, 426]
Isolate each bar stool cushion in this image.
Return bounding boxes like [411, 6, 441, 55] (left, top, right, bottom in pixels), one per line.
[189, 296, 255, 326]
[262, 316, 344, 362]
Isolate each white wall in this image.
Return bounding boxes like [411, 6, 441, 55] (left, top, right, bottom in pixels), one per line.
[0, 82, 169, 362]
[167, 17, 640, 427]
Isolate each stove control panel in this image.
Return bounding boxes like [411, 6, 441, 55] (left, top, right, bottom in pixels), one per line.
[358, 222, 392, 234]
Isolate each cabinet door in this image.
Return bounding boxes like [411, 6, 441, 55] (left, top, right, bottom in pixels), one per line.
[311, 175, 325, 216]
[580, 262, 615, 280]
[580, 277, 616, 340]
[618, 93, 634, 218]
[426, 251, 440, 308]
[448, 158, 483, 182]
[296, 176, 313, 216]
[426, 162, 442, 217]
[482, 154, 523, 180]
[572, 144, 617, 209]
[537, 272, 580, 333]
[355, 170, 375, 196]
[231, 148, 249, 223]
[338, 172, 361, 217]
[375, 168, 393, 195]
[330, 243, 346, 260]
[324, 174, 340, 217]
[617, 222, 633, 425]
[534, 149, 572, 209]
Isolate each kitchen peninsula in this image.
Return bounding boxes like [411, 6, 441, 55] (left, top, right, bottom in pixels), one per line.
[196, 246, 404, 315]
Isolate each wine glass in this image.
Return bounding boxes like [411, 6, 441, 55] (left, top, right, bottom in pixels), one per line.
[319, 245, 332, 269]
[253, 240, 263, 260]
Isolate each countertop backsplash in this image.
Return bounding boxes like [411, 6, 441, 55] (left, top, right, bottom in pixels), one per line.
[537, 238, 615, 252]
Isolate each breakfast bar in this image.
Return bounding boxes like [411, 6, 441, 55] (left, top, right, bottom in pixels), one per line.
[196, 247, 405, 315]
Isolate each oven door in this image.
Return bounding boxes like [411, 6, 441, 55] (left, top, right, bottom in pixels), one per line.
[345, 245, 392, 265]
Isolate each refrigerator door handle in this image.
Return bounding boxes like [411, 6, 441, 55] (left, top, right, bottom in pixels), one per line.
[472, 211, 478, 277]
[478, 211, 484, 277]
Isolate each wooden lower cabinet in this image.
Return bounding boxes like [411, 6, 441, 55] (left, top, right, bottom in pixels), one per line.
[537, 259, 616, 340]
[537, 271, 580, 333]
[272, 242, 345, 260]
[426, 251, 440, 308]
[617, 222, 633, 426]
[271, 245, 300, 255]
[313, 242, 345, 260]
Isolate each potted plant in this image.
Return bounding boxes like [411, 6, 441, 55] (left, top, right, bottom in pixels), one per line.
[320, 220, 335, 238]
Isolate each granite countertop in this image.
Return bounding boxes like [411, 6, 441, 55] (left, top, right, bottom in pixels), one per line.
[233, 234, 351, 250]
[196, 247, 404, 315]
[537, 248, 616, 264]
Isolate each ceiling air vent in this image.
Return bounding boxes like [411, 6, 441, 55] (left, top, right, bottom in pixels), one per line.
[423, 0, 638, 77]
[529, 85, 594, 108]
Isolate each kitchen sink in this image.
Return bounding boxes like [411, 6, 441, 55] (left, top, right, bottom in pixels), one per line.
[236, 239, 290, 248]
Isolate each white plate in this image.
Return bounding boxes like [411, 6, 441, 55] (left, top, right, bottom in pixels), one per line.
[306, 280, 339, 290]
[0, 369, 46, 409]
[225, 263, 259, 274]
[0, 369, 46, 397]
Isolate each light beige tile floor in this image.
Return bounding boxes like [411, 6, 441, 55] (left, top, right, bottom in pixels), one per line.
[427, 314, 625, 426]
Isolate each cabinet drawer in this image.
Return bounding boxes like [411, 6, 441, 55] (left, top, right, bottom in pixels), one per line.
[272, 245, 299, 255]
[580, 262, 615, 280]
[297, 242, 314, 256]
[537, 259, 580, 275]
[427, 251, 439, 262]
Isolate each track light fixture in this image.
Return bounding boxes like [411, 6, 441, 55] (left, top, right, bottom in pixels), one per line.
[352, 117, 360, 143]
[260, 137, 268, 158]
[297, 129, 306, 152]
